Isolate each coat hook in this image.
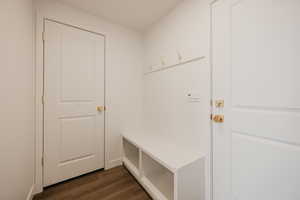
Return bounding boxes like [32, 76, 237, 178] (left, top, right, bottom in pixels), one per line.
[177, 51, 182, 62]
[160, 56, 166, 66]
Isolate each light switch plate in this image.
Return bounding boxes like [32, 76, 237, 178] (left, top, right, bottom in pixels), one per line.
[187, 92, 201, 102]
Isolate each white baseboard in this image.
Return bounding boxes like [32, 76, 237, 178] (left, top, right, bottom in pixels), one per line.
[32, 184, 43, 196]
[26, 185, 35, 200]
[105, 158, 122, 170]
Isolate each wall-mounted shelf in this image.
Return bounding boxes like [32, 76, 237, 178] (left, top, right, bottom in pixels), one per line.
[145, 56, 205, 75]
[145, 47, 206, 75]
[122, 132, 206, 200]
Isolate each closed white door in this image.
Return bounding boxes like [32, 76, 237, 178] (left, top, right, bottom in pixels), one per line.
[212, 0, 300, 199]
[43, 20, 105, 186]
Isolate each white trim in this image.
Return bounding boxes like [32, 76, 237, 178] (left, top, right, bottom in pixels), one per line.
[34, 10, 44, 194]
[34, 12, 108, 192]
[209, 2, 216, 200]
[106, 158, 122, 170]
[26, 185, 35, 200]
[209, 1, 220, 199]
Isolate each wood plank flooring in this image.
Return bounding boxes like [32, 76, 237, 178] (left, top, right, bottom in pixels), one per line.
[33, 166, 152, 200]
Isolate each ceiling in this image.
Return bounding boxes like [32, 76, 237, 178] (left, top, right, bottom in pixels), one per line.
[59, 0, 183, 31]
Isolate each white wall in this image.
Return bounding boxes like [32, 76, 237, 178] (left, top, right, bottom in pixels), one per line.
[143, 0, 211, 199]
[34, 0, 144, 191]
[0, 0, 35, 199]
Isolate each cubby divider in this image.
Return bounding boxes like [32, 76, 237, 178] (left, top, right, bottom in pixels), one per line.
[123, 139, 140, 178]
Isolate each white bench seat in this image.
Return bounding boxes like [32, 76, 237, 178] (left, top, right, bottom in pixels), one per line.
[122, 132, 206, 200]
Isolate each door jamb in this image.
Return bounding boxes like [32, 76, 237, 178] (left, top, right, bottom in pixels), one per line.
[209, 0, 223, 199]
[35, 17, 107, 194]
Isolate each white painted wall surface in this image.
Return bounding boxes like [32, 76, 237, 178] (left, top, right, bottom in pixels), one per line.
[143, 0, 211, 199]
[35, 0, 144, 191]
[0, 0, 35, 199]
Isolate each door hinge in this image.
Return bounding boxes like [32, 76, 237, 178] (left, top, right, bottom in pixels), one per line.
[42, 95, 45, 105]
[41, 157, 44, 166]
[42, 31, 45, 42]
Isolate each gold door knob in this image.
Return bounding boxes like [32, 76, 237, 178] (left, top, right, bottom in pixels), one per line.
[213, 115, 224, 123]
[97, 106, 105, 112]
[215, 100, 224, 108]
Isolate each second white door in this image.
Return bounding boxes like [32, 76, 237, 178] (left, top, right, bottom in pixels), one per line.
[212, 0, 300, 199]
[44, 20, 105, 186]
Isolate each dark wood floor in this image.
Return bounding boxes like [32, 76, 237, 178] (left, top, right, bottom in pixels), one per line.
[33, 166, 152, 200]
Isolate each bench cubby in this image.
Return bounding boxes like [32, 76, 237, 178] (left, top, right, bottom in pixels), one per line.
[122, 133, 205, 200]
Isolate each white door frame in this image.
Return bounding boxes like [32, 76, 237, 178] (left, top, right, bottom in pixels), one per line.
[34, 17, 108, 194]
[209, 1, 219, 200]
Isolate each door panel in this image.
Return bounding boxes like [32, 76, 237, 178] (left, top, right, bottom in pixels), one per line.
[232, 133, 300, 200]
[44, 20, 105, 186]
[60, 116, 95, 162]
[61, 27, 95, 101]
[212, 0, 300, 199]
[232, 109, 300, 145]
[230, 0, 300, 108]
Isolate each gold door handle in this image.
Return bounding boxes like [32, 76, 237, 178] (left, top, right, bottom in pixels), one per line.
[97, 106, 105, 112]
[215, 100, 224, 108]
[213, 115, 224, 123]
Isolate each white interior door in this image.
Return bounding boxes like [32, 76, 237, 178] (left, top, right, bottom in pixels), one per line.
[44, 20, 105, 186]
[212, 0, 300, 199]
